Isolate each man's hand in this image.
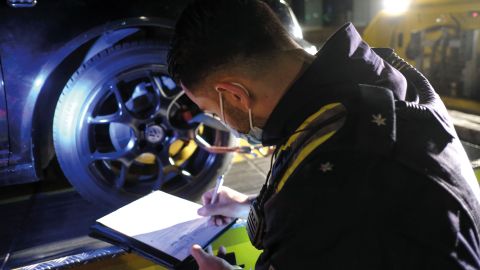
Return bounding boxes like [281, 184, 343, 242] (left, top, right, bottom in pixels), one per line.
[191, 244, 236, 270]
[198, 186, 254, 226]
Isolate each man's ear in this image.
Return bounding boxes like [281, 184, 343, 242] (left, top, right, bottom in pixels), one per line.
[214, 82, 252, 110]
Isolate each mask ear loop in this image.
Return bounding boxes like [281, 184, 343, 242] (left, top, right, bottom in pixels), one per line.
[192, 87, 252, 154]
[230, 82, 255, 130]
[195, 84, 262, 154]
[248, 109, 254, 131]
[216, 87, 227, 125]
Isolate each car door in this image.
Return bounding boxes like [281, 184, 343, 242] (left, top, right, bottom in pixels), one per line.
[0, 58, 8, 167]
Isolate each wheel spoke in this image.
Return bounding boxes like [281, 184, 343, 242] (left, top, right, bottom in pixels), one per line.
[115, 164, 128, 189]
[149, 74, 171, 99]
[109, 84, 129, 116]
[90, 146, 139, 166]
[109, 83, 148, 127]
[147, 76, 167, 120]
[163, 164, 194, 185]
[88, 113, 121, 124]
[91, 150, 125, 161]
[152, 156, 166, 189]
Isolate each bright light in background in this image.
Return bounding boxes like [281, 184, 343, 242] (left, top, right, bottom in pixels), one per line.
[286, 2, 304, 39]
[292, 23, 304, 39]
[305, 45, 317, 55]
[382, 0, 412, 16]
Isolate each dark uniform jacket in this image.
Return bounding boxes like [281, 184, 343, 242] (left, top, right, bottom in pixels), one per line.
[255, 23, 480, 270]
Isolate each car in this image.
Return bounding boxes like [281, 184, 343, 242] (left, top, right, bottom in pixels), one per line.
[0, 0, 314, 208]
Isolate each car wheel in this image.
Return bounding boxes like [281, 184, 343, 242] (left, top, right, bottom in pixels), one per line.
[53, 41, 235, 208]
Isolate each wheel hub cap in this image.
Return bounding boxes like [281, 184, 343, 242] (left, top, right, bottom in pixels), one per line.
[145, 124, 164, 144]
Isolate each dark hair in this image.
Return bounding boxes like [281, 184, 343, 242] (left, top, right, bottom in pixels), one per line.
[168, 0, 293, 89]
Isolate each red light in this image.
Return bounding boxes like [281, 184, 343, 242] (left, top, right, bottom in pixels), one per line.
[472, 11, 479, 18]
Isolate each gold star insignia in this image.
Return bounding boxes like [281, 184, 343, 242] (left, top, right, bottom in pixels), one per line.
[371, 114, 386, 126]
[319, 162, 333, 173]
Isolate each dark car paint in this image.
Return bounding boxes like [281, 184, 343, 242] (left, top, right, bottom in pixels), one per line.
[0, 0, 307, 186]
[0, 59, 8, 168]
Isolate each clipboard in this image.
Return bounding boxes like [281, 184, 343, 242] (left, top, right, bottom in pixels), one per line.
[90, 190, 236, 269]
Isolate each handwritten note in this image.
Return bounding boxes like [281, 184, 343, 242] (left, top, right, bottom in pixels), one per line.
[97, 191, 230, 261]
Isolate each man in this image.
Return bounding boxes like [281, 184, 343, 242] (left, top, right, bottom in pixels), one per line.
[168, 0, 480, 269]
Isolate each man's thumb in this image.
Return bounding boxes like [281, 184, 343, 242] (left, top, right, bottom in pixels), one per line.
[191, 244, 208, 264]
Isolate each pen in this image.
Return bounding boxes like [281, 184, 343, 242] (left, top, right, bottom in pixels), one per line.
[205, 175, 224, 254]
[211, 175, 224, 205]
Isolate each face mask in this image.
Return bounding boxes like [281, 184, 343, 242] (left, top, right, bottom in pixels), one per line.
[217, 83, 264, 145]
[245, 107, 263, 145]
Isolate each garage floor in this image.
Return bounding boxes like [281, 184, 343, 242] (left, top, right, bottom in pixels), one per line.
[0, 155, 270, 270]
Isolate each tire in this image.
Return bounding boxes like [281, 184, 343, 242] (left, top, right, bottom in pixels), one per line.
[53, 41, 235, 209]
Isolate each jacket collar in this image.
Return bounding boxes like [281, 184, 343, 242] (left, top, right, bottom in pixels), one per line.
[261, 22, 407, 146]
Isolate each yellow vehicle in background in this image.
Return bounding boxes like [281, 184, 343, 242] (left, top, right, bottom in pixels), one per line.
[363, 0, 480, 180]
[363, 0, 480, 114]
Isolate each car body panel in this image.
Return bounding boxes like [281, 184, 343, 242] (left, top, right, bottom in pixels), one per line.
[0, 57, 8, 168]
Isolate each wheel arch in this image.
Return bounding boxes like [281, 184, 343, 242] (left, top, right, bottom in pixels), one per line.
[29, 17, 174, 176]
